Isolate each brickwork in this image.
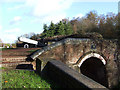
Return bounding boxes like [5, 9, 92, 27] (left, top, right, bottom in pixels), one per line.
[1, 48, 39, 69]
[30, 38, 119, 88]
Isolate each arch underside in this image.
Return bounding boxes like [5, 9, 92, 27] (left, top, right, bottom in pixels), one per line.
[78, 53, 108, 87]
[78, 53, 106, 67]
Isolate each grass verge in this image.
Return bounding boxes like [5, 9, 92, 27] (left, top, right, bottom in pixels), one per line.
[2, 69, 59, 88]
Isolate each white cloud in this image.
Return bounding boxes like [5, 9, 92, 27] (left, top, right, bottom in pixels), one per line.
[32, 0, 73, 16]
[75, 14, 83, 18]
[74, 0, 119, 2]
[1, 34, 18, 43]
[5, 28, 21, 33]
[3, 34, 17, 42]
[1, 0, 25, 3]
[6, 0, 74, 24]
[14, 16, 21, 21]
[31, 13, 66, 24]
[44, 13, 66, 23]
[0, 28, 21, 43]
[1, 0, 119, 3]
[8, 5, 24, 11]
[10, 16, 22, 25]
[26, 0, 73, 23]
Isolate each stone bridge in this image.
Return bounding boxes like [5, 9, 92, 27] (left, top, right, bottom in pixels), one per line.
[29, 37, 120, 88]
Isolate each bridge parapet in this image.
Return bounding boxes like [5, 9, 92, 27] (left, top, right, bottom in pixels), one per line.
[41, 60, 108, 89]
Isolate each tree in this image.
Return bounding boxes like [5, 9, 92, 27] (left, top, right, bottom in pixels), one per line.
[115, 13, 120, 31]
[43, 24, 48, 33]
[41, 11, 119, 40]
[48, 22, 56, 37]
[76, 17, 93, 35]
[70, 11, 99, 35]
[86, 11, 99, 32]
[20, 32, 35, 39]
[64, 22, 73, 35]
[42, 24, 49, 38]
[70, 19, 78, 34]
[30, 34, 40, 40]
[55, 21, 65, 35]
[102, 13, 117, 39]
[86, 11, 98, 23]
[98, 15, 106, 33]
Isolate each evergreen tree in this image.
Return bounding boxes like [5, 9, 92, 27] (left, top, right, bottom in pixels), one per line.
[57, 21, 65, 35]
[43, 24, 48, 33]
[64, 22, 73, 35]
[49, 22, 55, 37]
[42, 24, 49, 38]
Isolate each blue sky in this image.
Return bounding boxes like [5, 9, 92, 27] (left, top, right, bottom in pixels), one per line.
[0, 0, 119, 43]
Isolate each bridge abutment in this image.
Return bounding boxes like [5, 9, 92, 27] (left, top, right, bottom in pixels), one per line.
[105, 58, 119, 88]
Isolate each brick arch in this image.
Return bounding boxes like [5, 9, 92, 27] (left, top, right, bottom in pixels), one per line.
[78, 53, 106, 67]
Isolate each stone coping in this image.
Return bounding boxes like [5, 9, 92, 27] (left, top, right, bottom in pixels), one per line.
[30, 38, 117, 60]
[30, 38, 91, 60]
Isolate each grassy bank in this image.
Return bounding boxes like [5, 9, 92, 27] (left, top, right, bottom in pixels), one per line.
[0, 48, 14, 51]
[2, 69, 59, 88]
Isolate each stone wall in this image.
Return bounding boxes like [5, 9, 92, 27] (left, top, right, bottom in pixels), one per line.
[117, 51, 120, 81]
[2, 57, 31, 69]
[30, 38, 119, 88]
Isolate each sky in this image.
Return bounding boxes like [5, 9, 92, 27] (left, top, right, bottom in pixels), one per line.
[0, 0, 119, 43]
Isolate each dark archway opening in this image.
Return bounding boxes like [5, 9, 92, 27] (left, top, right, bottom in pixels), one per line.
[24, 44, 29, 48]
[80, 57, 108, 87]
